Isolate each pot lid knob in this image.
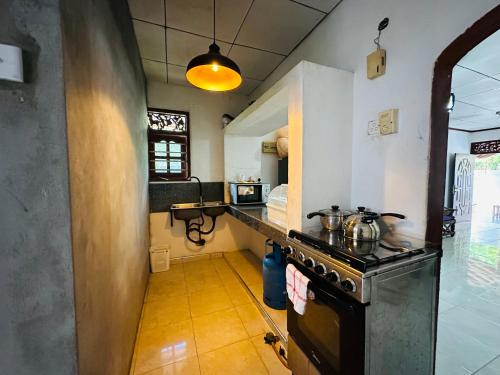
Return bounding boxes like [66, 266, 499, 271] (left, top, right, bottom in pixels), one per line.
[331, 205, 339, 210]
[357, 206, 366, 212]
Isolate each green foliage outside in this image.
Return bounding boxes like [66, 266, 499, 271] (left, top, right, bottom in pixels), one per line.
[475, 154, 500, 170]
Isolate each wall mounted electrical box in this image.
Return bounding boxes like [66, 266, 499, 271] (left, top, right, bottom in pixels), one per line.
[0, 43, 23, 82]
[367, 49, 386, 80]
[378, 108, 398, 135]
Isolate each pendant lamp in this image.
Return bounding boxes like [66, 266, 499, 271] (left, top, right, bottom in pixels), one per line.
[186, 0, 242, 91]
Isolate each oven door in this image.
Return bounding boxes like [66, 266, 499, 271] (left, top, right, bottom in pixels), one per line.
[235, 184, 262, 204]
[287, 259, 365, 375]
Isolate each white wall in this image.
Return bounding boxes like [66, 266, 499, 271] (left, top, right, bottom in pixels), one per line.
[252, 0, 499, 237]
[471, 129, 500, 143]
[445, 130, 471, 206]
[148, 82, 249, 182]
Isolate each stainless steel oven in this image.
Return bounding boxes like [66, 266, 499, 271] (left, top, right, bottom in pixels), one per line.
[229, 182, 270, 205]
[287, 258, 365, 375]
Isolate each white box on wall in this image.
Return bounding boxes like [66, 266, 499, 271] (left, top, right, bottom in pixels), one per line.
[0, 43, 23, 83]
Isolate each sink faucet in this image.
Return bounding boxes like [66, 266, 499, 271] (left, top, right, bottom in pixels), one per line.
[188, 176, 203, 205]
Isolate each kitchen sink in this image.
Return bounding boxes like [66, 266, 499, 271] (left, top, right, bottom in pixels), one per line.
[202, 201, 228, 217]
[170, 201, 228, 221]
[170, 203, 202, 221]
[171, 202, 202, 209]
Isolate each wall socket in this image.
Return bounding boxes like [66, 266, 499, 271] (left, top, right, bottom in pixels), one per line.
[367, 120, 380, 136]
[378, 108, 398, 135]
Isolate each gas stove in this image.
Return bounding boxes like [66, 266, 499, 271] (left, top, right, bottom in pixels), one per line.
[285, 226, 439, 303]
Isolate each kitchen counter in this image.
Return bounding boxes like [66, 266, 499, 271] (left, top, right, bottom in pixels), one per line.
[226, 205, 288, 247]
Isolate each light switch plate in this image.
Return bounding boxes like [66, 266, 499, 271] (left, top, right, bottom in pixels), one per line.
[378, 109, 398, 135]
[367, 120, 380, 136]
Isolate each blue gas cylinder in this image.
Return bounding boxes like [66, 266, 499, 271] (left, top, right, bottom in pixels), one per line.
[263, 241, 286, 310]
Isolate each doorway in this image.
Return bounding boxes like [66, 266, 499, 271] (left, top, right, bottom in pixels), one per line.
[428, 5, 500, 374]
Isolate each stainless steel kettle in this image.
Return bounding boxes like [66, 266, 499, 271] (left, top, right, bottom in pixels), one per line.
[343, 207, 405, 241]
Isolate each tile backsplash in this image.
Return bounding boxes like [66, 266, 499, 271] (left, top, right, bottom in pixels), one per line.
[149, 182, 224, 213]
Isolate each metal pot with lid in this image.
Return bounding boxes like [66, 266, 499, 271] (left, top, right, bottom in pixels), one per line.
[344, 206, 405, 241]
[306, 205, 351, 231]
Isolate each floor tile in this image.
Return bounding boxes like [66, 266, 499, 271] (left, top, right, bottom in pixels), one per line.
[185, 272, 223, 293]
[439, 306, 500, 350]
[141, 357, 200, 375]
[134, 320, 197, 374]
[147, 277, 187, 301]
[250, 335, 291, 375]
[236, 303, 270, 337]
[435, 350, 472, 375]
[142, 295, 191, 330]
[476, 355, 500, 375]
[198, 340, 268, 375]
[150, 265, 185, 282]
[183, 260, 216, 276]
[224, 280, 253, 306]
[188, 287, 233, 317]
[437, 311, 499, 373]
[192, 308, 248, 354]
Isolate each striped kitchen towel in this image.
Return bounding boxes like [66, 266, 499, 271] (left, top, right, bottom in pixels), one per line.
[286, 263, 314, 315]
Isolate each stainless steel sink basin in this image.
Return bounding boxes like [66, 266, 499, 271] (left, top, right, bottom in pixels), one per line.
[202, 201, 229, 207]
[202, 201, 228, 218]
[171, 202, 202, 210]
[170, 201, 228, 220]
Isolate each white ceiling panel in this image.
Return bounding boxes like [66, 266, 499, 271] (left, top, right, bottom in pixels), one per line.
[143, 59, 167, 82]
[450, 101, 484, 120]
[459, 30, 500, 76]
[237, 77, 261, 95]
[166, 28, 231, 66]
[165, 0, 252, 42]
[167, 64, 190, 87]
[128, 0, 165, 25]
[235, 0, 324, 55]
[133, 20, 166, 62]
[452, 65, 485, 89]
[228, 45, 284, 80]
[293, 0, 341, 13]
[454, 75, 500, 99]
[461, 88, 500, 112]
[449, 120, 487, 132]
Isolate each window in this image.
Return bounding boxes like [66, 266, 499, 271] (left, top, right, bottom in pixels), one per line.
[147, 108, 190, 181]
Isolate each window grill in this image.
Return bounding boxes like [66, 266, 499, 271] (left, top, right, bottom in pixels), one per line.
[147, 108, 190, 181]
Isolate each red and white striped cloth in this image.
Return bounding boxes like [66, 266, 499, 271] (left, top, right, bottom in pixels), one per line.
[286, 263, 315, 315]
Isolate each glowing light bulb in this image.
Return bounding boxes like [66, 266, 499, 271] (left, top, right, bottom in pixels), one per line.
[211, 64, 219, 72]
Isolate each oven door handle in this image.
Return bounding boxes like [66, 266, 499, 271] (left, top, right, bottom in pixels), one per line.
[308, 282, 358, 313]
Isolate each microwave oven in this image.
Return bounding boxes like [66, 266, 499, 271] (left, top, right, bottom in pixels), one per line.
[229, 182, 271, 205]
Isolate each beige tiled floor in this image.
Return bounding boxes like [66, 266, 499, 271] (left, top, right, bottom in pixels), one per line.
[224, 251, 288, 337]
[130, 255, 291, 375]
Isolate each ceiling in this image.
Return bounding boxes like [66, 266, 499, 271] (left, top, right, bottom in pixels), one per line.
[450, 30, 500, 132]
[128, 0, 341, 95]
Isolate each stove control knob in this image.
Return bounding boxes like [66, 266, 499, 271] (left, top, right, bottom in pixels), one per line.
[283, 246, 295, 255]
[314, 263, 327, 275]
[304, 258, 315, 268]
[325, 270, 340, 283]
[341, 278, 357, 293]
[298, 252, 306, 262]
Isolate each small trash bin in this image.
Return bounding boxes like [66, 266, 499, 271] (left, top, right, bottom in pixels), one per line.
[149, 245, 170, 273]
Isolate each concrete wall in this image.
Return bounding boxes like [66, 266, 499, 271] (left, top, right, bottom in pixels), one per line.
[253, 0, 499, 237]
[147, 82, 249, 182]
[61, 0, 150, 374]
[0, 1, 78, 374]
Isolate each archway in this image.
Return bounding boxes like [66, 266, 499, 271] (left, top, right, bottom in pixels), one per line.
[426, 4, 500, 245]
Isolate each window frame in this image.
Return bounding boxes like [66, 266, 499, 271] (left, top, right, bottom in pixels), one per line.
[147, 108, 191, 181]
